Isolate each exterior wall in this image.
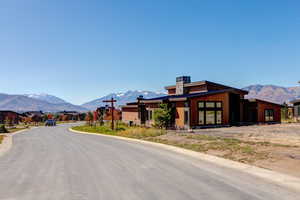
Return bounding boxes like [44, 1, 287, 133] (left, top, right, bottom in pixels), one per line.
[187, 85, 207, 93]
[122, 111, 139, 125]
[175, 101, 185, 129]
[294, 103, 300, 117]
[189, 92, 230, 127]
[257, 101, 281, 123]
[145, 107, 156, 127]
[167, 88, 176, 95]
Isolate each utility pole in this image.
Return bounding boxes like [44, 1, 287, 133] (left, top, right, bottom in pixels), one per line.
[103, 98, 117, 130]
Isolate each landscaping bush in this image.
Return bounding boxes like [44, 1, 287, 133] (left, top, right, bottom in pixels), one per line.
[153, 103, 173, 129]
[0, 124, 8, 133]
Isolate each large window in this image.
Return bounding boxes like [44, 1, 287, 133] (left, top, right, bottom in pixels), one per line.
[265, 109, 274, 122]
[198, 101, 222, 125]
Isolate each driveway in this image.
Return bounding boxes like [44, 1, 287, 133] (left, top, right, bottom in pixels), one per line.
[0, 124, 299, 200]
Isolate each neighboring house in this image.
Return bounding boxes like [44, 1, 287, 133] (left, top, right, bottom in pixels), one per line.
[23, 111, 44, 122]
[122, 76, 282, 129]
[121, 102, 139, 125]
[103, 107, 122, 121]
[290, 99, 300, 121]
[56, 111, 80, 121]
[0, 111, 21, 124]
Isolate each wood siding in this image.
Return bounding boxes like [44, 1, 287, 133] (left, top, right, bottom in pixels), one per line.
[175, 102, 185, 128]
[257, 101, 281, 123]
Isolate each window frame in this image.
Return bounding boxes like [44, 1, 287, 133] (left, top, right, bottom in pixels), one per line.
[264, 109, 274, 122]
[198, 101, 223, 125]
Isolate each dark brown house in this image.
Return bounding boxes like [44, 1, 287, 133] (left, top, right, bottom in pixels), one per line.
[0, 111, 21, 124]
[122, 76, 282, 129]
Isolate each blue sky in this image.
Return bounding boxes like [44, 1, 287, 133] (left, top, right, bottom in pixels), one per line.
[0, 0, 300, 104]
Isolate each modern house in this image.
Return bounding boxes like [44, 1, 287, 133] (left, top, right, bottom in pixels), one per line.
[122, 76, 282, 129]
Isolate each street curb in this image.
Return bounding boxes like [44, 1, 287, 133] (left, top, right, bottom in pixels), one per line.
[0, 128, 30, 157]
[69, 127, 300, 192]
[0, 135, 12, 157]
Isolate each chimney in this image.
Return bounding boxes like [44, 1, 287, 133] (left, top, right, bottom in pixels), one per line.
[176, 76, 191, 95]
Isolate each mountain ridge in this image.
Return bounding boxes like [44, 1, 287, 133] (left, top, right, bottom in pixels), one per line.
[0, 93, 87, 112]
[243, 84, 300, 104]
[81, 90, 166, 110]
[2, 85, 300, 112]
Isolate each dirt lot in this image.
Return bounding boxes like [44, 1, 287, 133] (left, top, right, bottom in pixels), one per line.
[149, 123, 300, 178]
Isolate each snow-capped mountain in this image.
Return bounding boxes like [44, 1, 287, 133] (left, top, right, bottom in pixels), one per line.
[0, 93, 87, 112]
[81, 90, 166, 110]
[24, 93, 67, 104]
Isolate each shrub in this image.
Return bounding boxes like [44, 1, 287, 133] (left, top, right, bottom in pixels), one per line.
[0, 124, 8, 133]
[153, 103, 172, 129]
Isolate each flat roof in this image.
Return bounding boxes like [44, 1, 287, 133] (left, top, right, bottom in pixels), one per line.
[164, 80, 248, 94]
[247, 98, 283, 107]
[290, 99, 300, 104]
[141, 89, 239, 103]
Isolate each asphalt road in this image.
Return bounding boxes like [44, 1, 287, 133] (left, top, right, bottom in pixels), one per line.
[0, 124, 299, 200]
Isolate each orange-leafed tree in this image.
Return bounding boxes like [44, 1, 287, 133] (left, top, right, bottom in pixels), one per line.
[85, 112, 94, 126]
[47, 114, 53, 120]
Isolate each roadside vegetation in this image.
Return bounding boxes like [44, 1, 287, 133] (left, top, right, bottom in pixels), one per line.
[72, 112, 300, 178]
[72, 123, 166, 139]
[0, 135, 5, 144]
[73, 122, 297, 165]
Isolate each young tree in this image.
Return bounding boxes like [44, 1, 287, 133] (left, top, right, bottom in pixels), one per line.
[85, 112, 94, 126]
[42, 114, 48, 122]
[0, 124, 8, 133]
[153, 103, 173, 129]
[96, 107, 105, 126]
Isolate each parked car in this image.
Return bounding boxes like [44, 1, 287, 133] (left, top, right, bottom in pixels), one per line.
[45, 119, 56, 126]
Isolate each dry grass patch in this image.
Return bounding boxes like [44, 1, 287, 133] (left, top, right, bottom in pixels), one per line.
[0, 135, 5, 144]
[72, 125, 166, 139]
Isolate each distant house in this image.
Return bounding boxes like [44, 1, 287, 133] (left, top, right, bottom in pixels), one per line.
[56, 111, 80, 121]
[23, 111, 44, 117]
[103, 107, 122, 121]
[0, 111, 22, 124]
[121, 102, 139, 125]
[122, 76, 283, 129]
[23, 111, 44, 122]
[290, 99, 300, 121]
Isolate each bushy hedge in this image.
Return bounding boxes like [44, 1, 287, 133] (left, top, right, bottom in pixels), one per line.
[0, 124, 8, 133]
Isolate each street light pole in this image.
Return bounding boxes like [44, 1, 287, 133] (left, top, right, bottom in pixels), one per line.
[103, 98, 117, 130]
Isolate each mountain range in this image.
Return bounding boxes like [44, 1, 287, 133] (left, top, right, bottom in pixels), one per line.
[0, 93, 87, 112]
[242, 85, 300, 104]
[1, 85, 300, 112]
[81, 90, 166, 110]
